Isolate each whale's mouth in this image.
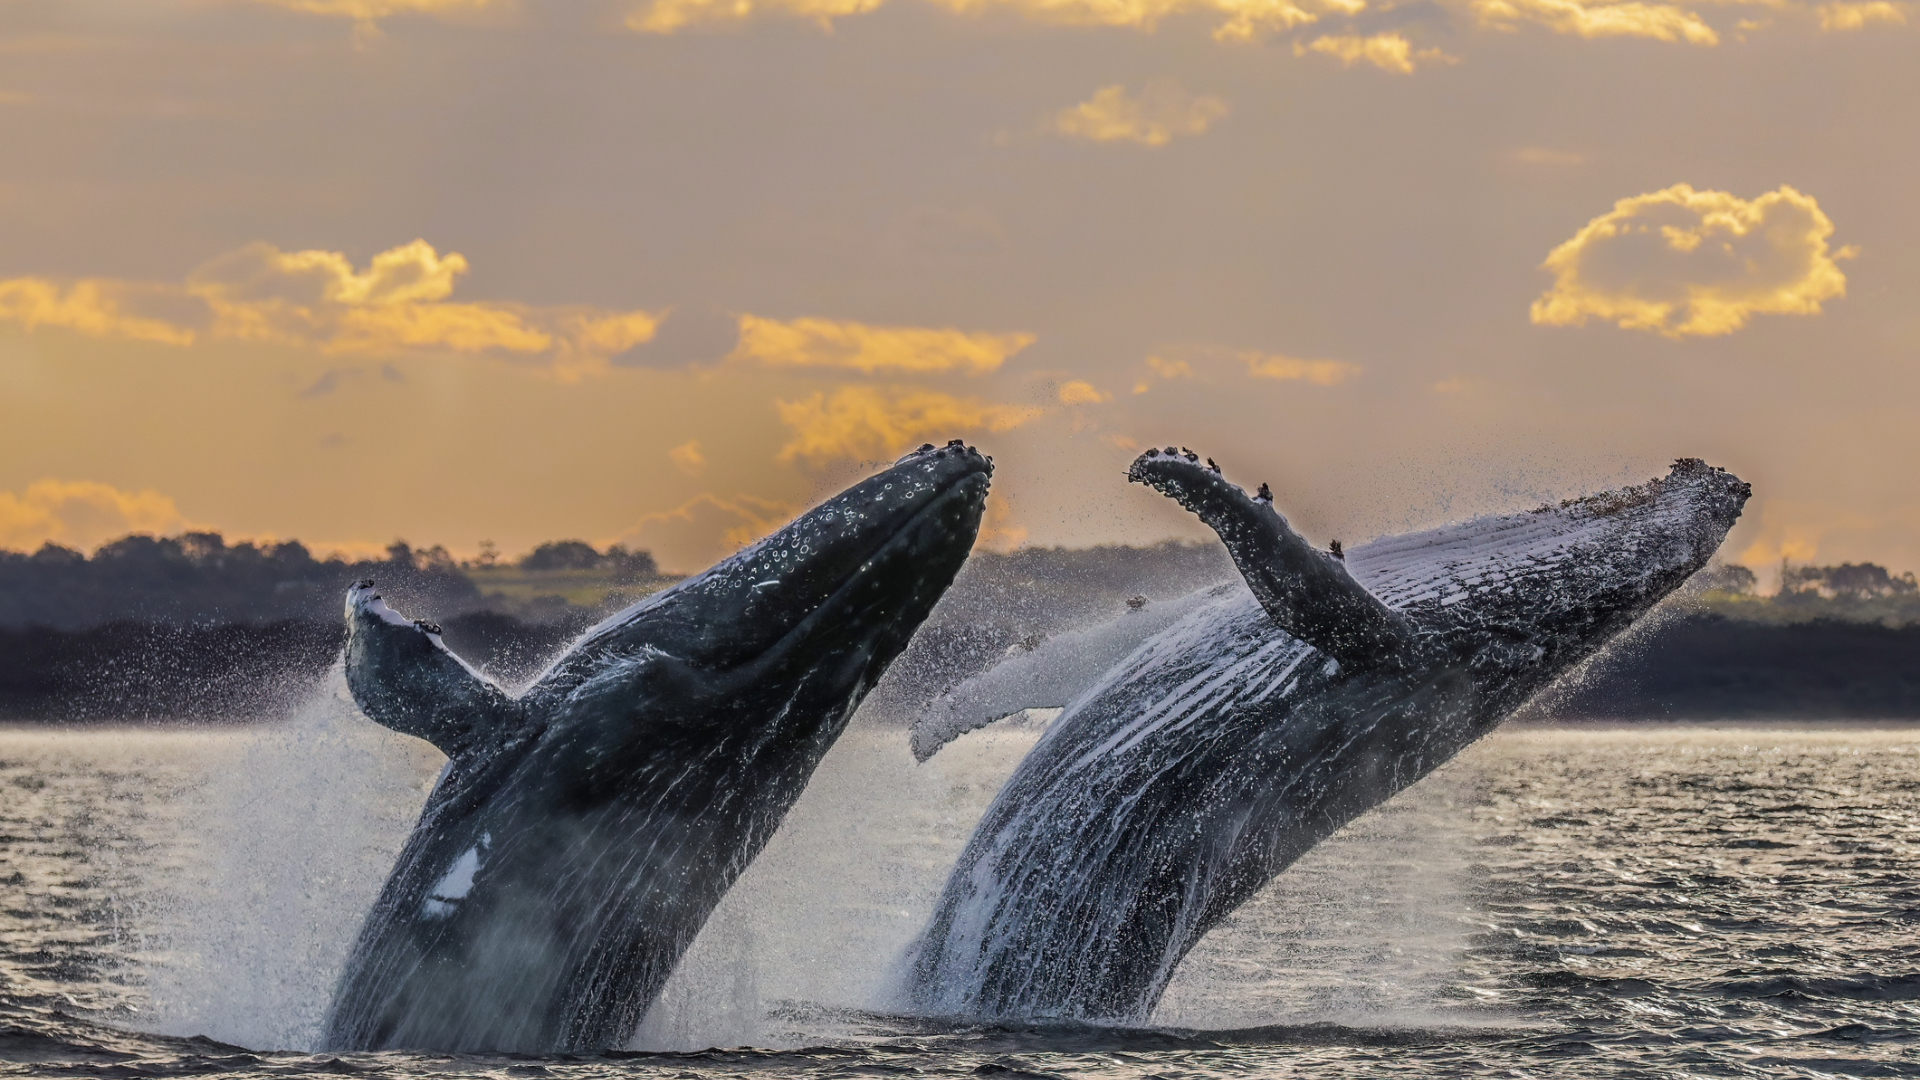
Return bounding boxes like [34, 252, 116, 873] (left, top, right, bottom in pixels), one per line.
[538, 440, 992, 689]
[743, 449, 992, 675]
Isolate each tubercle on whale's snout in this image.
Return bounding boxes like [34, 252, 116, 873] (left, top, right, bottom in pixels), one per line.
[900, 438, 993, 471]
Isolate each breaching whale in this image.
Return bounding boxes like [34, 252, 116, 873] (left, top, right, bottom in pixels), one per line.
[902, 449, 1749, 1023]
[322, 442, 992, 1054]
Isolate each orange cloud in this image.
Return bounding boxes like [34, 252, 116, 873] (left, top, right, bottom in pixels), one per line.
[243, 0, 502, 19]
[1511, 147, 1588, 166]
[1242, 351, 1362, 384]
[630, 0, 887, 32]
[1051, 81, 1229, 146]
[630, 0, 1364, 41]
[0, 479, 193, 553]
[1472, 0, 1719, 43]
[775, 385, 1043, 464]
[1146, 356, 1195, 379]
[1134, 354, 1197, 393]
[670, 439, 707, 475]
[1058, 379, 1112, 404]
[614, 493, 797, 574]
[0, 278, 198, 346]
[1531, 183, 1850, 338]
[974, 490, 1029, 551]
[1733, 498, 1880, 572]
[1295, 32, 1454, 72]
[1816, 0, 1907, 27]
[0, 240, 661, 381]
[732, 315, 1034, 376]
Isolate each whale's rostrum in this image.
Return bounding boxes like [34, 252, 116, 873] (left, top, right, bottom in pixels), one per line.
[323, 441, 992, 1054]
[901, 449, 1749, 1023]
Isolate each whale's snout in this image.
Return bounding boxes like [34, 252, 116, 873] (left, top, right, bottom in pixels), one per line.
[607, 438, 990, 676]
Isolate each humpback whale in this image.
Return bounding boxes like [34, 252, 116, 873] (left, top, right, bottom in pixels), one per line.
[322, 442, 991, 1054]
[902, 450, 1748, 1023]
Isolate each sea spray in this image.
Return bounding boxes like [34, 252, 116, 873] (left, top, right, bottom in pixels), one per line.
[141, 665, 441, 1050]
[630, 723, 1037, 1049]
[126, 676, 1487, 1049]
[1155, 754, 1482, 1030]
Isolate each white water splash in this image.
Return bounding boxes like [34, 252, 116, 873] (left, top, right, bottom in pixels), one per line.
[119, 680, 1487, 1051]
[139, 666, 442, 1050]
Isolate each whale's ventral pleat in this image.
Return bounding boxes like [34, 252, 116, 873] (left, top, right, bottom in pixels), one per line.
[1127, 449, 1417, 671]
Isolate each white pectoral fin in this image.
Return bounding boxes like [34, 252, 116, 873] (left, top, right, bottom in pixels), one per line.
[908, 589, 1219, 762]
[911, 698, 1060, 764]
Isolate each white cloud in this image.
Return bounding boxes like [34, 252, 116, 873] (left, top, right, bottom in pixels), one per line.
[1532, 183, 1851, 338]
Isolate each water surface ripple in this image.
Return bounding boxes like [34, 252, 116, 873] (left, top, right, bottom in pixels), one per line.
[1, 722, 1916, 1078]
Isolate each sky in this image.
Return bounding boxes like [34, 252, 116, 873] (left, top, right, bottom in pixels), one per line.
[0, 0, 1913, 577]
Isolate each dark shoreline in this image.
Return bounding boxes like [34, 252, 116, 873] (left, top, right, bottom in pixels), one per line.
[2, 611, 1918, 724]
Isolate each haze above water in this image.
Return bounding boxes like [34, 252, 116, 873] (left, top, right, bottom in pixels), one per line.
[0, 686, 1915, 1078]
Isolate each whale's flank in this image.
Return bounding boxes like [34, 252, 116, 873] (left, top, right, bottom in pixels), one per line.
[902, 452, 1748, 1023]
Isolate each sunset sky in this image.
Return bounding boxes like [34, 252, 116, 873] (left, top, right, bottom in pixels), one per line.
[0, 0, 1912, 577]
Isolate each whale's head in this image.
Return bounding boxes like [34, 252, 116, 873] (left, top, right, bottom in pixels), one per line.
[1129, 448, 1747, 714]
[1348, 458, 1751, 705]
[533, 440, 992, 755]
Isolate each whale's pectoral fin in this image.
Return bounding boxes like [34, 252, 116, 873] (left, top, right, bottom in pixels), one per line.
[1128, 449, 1416, 671]
[343, 581, 521, 757]
[908, 585, 1228, 761]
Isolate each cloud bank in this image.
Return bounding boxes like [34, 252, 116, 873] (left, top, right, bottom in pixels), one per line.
[775, 385, 1042, 463]
[1531, 183, 1851, 338]
[0, 480, 192, 553]
[1051, 81, 1228, 145]
[630, 0, 1367, 41]
[731, 315, 1034, 375]
[0, 240, 661, 380]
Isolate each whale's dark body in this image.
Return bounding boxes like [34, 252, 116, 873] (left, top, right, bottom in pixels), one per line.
[903, 451, 1748, 1023]
[322, 443, 991, 1054]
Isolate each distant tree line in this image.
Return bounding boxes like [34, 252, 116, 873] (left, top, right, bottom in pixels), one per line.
[2, 534, 1919, 722]
[0, 532, 663, 631]
[514, 541, 658, 576]
[1697, 561, 1920, 627]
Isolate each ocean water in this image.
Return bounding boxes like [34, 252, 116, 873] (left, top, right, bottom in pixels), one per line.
[1, 696, 1917, 1077]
